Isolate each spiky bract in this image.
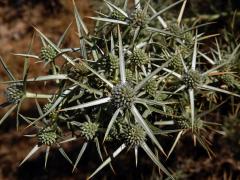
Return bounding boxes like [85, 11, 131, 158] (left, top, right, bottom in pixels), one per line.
[79, 122, 99, 141]
[5, 82, 24, 104]
[131, 9, 149, 27]
[39, 45, 57, 62]
[38, 126, 58, 146]
[129, 49, 149, 66]
[122, 124, 146, 148]
[111, 83, 135, 109]
[182, 70, 202, 89]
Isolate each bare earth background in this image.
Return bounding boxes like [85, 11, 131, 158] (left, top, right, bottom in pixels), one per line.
[0, 1, 240, 180]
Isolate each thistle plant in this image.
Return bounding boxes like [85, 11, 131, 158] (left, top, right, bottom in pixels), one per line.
[0, 0, 239, 179]
[17, 99, 75, 169]
[0, 55, 53, 128]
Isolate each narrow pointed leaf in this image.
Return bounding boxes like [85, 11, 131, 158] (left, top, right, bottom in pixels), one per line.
[179, 50, 187, 72]
[118, 25, 126, 84]
[174, 85, 186, 94]
[57, 22, 72, 47]
[135, 147, 138, 167]
[135, 98, 177, 106]
[16, 100, 23, 131]
[131, 105, 166, 155]
[13, 54, 39, 59]
[0, 56, 15, 81]
[110, 33, 115, 54]
[182, 22, 215, 34]
[104, 0, 128, 17]
[167, 131, 183, 158]
[163, 68, 182, 79]
[35, 99, 44, 117]
[215, 38, 222, 62]
[26, 74, 68, 81]
[131, 27, 141, 48]
[188, 88, 195, 128]
[88, 144, 126, 179]
[146, 27, 179, 37]
[45, 146, 50, 169]
[134, 0, 141, 9]
[150, 0, 184, 21]
[19, 145, 40, 166]
[27, 85, 78, 127]
[198, 51, 215, 65]
[149, 5, 167, 28]
[88, 17, 128, 25]
[0, 104, 17, 125]
[229, 43, 240, 61]
[58, 147, 73, 165]
[191, 33, 198, 70]
[60, 134, 77, 143]
[141, 142, 173, 179]
[73, 142, 88, 172]
[95, 138, 103, 161]
[61, 97, 111, 111]
[134, 60, 170, 92]
[73, 0, 88, 35]
[177, 0, 187, 25]
[19, 114, 37, 126]
[199, 84, 240, 97]
[81, 61, 113, 88]
[103, 108, 120, 142]
[73, 0, 88, 58]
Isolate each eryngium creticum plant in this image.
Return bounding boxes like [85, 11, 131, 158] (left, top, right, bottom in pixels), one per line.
[0, 0, 239, 179]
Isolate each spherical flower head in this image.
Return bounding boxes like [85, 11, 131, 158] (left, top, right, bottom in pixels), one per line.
[39, 45, 57, 62]
[111, 10, 126, 21]
[170, 54, 184, 72]
[108, 53, 119, 71]
[5, 82, 24, 104]
[176, 117, 203, 130]
[111, 83, 135, 109]
[129, 49, 149, 66]
[182, 70, 202, 89]
[122, 124, 146, 148]
[126, 69, 134, 82]
[146, 79, 158, 96]
[38, 126, 58, 146]
[131, 9, 149, 27]
[79, 122, 99, 141]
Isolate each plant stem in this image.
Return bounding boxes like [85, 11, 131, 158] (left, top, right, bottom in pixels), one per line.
[25, 92, 53, 99]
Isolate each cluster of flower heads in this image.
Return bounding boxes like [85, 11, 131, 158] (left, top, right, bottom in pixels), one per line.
[0, 0, 240, 179]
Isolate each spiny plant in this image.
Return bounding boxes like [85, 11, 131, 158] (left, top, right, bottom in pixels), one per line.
[0, 0, 239, 179]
